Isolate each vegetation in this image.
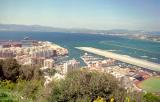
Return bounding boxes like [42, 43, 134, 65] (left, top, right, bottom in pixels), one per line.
[43, 68, 57, 76]
[0, 58, 160, 102]
[0, 58, 20, 82]
[0, 58, 43, 82]
[0, 58, 46, 102]
[0, 89, 18, 102]
[49, 70, 131, 102]
[19, 64, 43, 80]
[143, 93, 160, 102]
[49, 70, 160, 102]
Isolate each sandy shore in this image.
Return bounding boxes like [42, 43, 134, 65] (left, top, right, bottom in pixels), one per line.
[76, 47, 160, 72]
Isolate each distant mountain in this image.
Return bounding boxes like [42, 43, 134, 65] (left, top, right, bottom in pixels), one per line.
[0, 24, 159, 35]
[0, 24, 102, 34]
[0, 24, 69, 32]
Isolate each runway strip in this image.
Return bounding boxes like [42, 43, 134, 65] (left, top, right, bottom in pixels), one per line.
[76, 47, 160, 72]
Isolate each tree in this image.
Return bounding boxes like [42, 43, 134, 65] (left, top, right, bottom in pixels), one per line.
[19, 64, 43, 80]
[0, 60, 4, 79]
[49, 70, 126, 102]
[2, 58, 20, 82]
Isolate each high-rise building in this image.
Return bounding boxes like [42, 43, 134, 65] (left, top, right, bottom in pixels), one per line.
[30, 49, 55, 58]
[0, 49, 15, 58]
[63, 59, 80, 74]
[31, 57, 45, 66]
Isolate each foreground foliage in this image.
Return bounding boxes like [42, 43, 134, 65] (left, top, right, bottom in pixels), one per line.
[0, 58, 43, 82]
[49, 70, 125, 102]
[0, 59, 160, 102]
[49, 70, 160, 102]
[0, 58, 46, 102]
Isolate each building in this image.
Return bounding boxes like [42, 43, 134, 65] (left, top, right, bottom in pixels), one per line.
[0, 41, 68, 66]
[63, 59, 80, 74]
[87, 59, 115, 71]
[30, 49, 56, 58]
[56, 48, 68, 56]
[100, 59, 115, 67]
[31, 57, 45, 66]
[0, 49, 15, 58]
[16, 55, 31, 65]
[44, 59, 55, 68]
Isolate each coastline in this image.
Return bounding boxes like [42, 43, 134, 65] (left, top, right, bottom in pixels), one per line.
[76, 47, 160, 72]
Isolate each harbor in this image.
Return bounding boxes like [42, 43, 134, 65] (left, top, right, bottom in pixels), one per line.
[76, 47, 160, 72]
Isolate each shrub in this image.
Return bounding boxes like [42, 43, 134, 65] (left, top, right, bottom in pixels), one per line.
[0, 80, 15, 90]
[143, 93, 160, 102]
[2, 58, 20, 82]
[49, 70, 126, 102]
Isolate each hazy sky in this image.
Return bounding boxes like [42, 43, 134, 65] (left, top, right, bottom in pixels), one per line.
[0, 0, 160, 31]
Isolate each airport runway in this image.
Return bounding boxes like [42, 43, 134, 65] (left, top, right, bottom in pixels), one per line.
[76, 47, 160, 72]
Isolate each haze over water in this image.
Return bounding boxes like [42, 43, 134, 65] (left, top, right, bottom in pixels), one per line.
[0, 31, 159, 65]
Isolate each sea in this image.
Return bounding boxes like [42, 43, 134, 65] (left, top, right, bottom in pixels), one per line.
[0, 31, 160, 66]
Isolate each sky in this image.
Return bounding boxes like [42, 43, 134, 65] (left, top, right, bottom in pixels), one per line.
[0, 0, 160, 31]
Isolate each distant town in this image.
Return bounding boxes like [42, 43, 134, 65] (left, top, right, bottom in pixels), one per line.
[0, 24, 160, 43]
[128, 34, 160, 42]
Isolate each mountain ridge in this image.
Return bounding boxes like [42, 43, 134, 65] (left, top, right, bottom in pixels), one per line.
[0, 24, 159, 35]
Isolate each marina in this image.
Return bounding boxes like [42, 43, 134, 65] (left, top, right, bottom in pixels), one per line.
[76, 47, 160, 72]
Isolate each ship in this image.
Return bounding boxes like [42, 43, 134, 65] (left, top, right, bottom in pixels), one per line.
[24, 36, 30, 40]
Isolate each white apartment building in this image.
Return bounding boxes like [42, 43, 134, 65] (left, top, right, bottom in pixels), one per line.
[30, 49, 54, 58]
[63, 59, 80, 74]
[0, 49, 15, 58]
